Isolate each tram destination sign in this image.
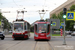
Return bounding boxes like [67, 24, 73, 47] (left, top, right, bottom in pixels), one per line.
[47, 19, 60, 29]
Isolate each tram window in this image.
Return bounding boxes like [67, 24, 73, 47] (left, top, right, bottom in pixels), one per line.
[35, 24, 37, 32]
[14, 23, 23, 31]
[26, 23, 30, 30]
[38, 24, 47, 33]
[27, 23, 28, 30]
[47, 24, 50, 33]
[24, 23, 26, 30]
[28, 23, 30, 30]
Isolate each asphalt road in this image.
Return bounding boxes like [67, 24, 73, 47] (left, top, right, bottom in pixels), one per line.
[0, 34, 75, 50]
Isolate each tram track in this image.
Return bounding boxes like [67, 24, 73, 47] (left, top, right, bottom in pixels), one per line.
[47, 41, 54, 50]
[6, 40, 23, 50]
[33, 41, 38, 50]
[33, 41, 54, 50]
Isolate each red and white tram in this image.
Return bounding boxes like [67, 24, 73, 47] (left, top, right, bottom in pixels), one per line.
[12, 19, 30, 40]
[34, 20, 51, 40]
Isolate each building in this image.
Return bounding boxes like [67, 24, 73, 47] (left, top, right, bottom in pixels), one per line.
[50, 0, 75, 17]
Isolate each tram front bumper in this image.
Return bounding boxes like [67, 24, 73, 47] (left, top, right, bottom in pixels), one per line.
[34, 36, 51, 40]
[12, 34, 28, 38]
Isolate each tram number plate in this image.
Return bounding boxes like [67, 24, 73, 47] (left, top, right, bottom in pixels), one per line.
[41, 34, 44, 36]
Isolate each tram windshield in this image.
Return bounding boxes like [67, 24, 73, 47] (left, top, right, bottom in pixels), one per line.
[37, 24, 47, 33]
[14, 23, 23, 31]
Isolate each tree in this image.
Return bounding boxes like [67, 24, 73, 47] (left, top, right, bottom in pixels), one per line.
[0, 13, 3, 20]
[0, 12, 11, 30]
[48, 4, 75, 31]
[65, 4, 75, 31]
[70, 5, 75, 11]
[50, 14, 57, 19]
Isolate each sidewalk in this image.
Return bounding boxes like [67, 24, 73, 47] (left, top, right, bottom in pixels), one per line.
[50, 41, 75, 50]
[52, 36, 72, 38]
[5, 35, 12, 38]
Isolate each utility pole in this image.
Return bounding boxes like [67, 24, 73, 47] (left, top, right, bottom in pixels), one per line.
[63, 19, 66, 45]
[63, 8, 67, 45]
[50, 21, 53, 38]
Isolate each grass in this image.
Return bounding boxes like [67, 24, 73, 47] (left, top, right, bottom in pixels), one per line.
[52, 34, 63, 36]
[9, 32, 62, 36]
[9, 33, 12, 35]
[30, 32, 62, 36]
[30, 32, 34, 33]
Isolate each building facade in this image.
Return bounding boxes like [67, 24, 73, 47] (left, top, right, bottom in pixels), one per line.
[50, 0, 75, 17]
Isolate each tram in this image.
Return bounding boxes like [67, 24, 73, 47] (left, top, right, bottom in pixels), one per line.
[12, 19, 30, 40]
[34, 20, 51, 40]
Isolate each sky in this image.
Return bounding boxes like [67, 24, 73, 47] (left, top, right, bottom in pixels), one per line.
[0, 0, 67, 24]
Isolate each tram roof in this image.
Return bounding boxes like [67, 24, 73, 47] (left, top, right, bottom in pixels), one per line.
[13, 19, 30, 24]
[35, 21, 50, 24]
[35, 19, 50, 24]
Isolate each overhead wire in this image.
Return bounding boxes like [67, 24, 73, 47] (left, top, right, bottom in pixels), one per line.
[0, 0, 23, 5]
[43, 0, 46, 9]
[13, 0, 19, 8]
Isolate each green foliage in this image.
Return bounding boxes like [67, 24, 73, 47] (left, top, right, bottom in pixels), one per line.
[50, 4, 75, 31]
[30, 26, 34, 32]
[52, 34, 62, 36]
[0, 13, 3, 20]
[0, 12, 11, 30]
[51, 14, 57, 19]
[66, 21, 75, 31]
[66, 4, 75, 31]
[70, 5, 75, 11]
[51, 11, 63, 22]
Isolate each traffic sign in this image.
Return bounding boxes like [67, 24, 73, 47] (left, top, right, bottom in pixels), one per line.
[66, 11, 75, 21]
[52, 22, 56, 26]
[61, 22, 64, 26]
[60, 26, 63, 29]
[60, 29, 63, 36]
[47, 19, 60, 29]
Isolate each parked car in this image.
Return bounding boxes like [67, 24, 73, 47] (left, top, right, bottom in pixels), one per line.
[0, 32, 5, 40]
[65, 31, 72, 35]
[71, 31, 75, 36]
[9, 31, 12, 33]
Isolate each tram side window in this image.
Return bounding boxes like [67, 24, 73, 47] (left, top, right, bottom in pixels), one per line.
[28, 23, 30, 30]
[24, 23, 26, 30]
[35, 24, 37, 33]
[47, 24, 50, 33]
[27, 23, 30, 30]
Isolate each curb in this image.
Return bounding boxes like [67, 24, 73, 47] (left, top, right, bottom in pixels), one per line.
[5, 35, 12, 38]
[5, 37, 12, 38]
[52, 36, 72, 38]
